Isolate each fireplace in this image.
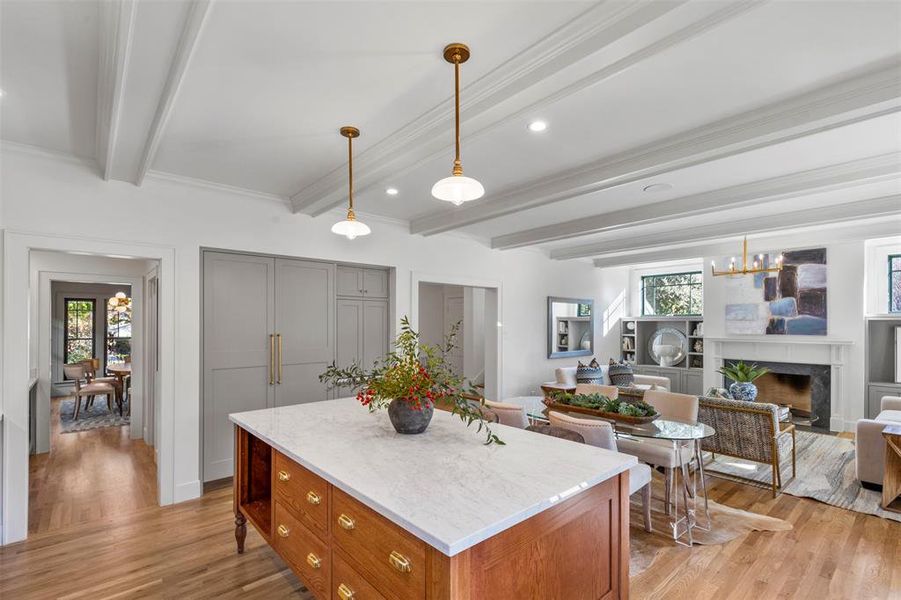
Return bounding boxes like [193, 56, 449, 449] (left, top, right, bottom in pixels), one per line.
[723, 359, 830, 429]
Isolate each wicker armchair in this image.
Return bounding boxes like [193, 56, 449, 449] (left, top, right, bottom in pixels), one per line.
[697, 396, 796, 497]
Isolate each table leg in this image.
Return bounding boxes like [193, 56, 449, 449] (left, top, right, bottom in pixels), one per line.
[693, 440, 711, 531]
[235, 510, 247, 554]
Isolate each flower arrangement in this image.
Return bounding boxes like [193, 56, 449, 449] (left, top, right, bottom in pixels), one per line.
[547, 391, 657, 418]
[319, 316, 503, 445]
[717, 360, 770, 401]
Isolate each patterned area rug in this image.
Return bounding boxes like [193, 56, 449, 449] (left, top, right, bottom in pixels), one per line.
[704, 429, 901, 522]
[59, 398, 129, 433]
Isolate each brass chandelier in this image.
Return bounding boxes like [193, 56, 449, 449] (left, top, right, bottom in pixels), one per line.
[711, 237, 783, 277]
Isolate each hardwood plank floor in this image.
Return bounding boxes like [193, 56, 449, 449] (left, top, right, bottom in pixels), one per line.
[5, 411, 899, 599]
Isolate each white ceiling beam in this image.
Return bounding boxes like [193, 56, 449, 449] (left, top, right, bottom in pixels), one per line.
[411, 57, 901, 236]
[95, 0, 137, 181]
[134, 0, 213, 186]
[291, 0, 760, 216]
[491, 153, 901, 249]
[591, 217, 901, 268]
[552, 194, 901, 260]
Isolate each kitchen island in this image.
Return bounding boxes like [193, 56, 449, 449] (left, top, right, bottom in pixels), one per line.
[230, 397, 636, 599]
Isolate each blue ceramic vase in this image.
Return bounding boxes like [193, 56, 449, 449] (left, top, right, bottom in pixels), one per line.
[729, 382, 758, 402]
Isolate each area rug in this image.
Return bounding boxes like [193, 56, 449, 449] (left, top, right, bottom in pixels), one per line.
[704, 429, 901, 522]
[59, 398, 129, 433]
[628, 472, 791, 576]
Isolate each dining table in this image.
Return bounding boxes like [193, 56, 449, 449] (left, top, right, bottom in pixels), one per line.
[107, 363, 131, 415]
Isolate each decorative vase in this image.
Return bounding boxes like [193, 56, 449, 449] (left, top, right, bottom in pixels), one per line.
[729, 382, 758, 402]
[387, 398, 434, 434]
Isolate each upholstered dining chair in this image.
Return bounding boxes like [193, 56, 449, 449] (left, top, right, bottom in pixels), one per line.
[615, 389, 699, 515]
[548, 411, 652, 532]
[63, 363, 118, 420]
[79, 358, 123, 413]
[575, 383, 619, 398]
[483, 399, 529, 429]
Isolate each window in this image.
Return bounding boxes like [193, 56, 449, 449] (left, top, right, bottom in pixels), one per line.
[64, 298, 95, 367]
[890, 254, 901, 313]
[641, 272, 703, 316]
[106, 296, 132, 367]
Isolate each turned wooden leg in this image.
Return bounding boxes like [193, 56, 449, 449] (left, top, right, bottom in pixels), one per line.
[235, 511, 247, 554]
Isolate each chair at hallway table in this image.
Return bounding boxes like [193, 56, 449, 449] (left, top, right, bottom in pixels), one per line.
[79, 358, 123, 414]
[482, 399, 529, 428]
[548, 410, 652, 532]
[63, 363, 118, 419]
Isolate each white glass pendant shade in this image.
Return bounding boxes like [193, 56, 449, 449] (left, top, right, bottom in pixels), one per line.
[431, 174, 484, 206]
[331, 215, 371, 240]
[115, 291, 127, 299]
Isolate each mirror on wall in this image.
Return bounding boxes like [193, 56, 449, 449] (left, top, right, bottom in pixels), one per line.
[547, 297, 594, 359]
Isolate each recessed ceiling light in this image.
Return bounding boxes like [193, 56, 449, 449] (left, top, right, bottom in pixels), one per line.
[0, 89, 5, 98]
[527, 120, 547, 132]
[643, 183, 673, 193]
[385, 187, 399, 196]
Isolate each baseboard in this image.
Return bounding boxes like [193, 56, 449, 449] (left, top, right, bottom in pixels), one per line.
[174, 479, 202, 503]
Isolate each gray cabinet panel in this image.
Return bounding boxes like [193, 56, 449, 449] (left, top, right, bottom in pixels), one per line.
[363, 269, 389, 298]
[337, 266, 363, 297]
[868, 383, 901, 418]
[335, 299, 364, 399]
[682, 370, 703, 396]
[202, 252, 275, 482]
[363, 300, 389, 367]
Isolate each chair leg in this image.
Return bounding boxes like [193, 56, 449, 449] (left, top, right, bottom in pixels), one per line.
[771, 460, 778, 498]
[73, 395, 81, 420]
[792, 429, 797, 478]
[664, 467, 673, 516]
[107, 394, 113, 411]
[642, 484, 652, 532]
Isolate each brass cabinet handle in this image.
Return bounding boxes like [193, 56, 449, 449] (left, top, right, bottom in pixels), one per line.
[337, 583, 356, 600]
[269, 334, 275, 385]
[277, 470, 290, 482]
[337, 513, 355, 530]
[306, 553, 321, 569]
[277, 333, 283, 384]
[306, 491, 321, 505]
[389, 550, 412, 573]
[276, 524, 289, 538]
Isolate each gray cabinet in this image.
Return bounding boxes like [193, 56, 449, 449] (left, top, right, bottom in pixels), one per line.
[867, 383, 901, 418]
[333, 298, 389, 399]
[682, 370, 704, 396]
[336, 265, 389, 299]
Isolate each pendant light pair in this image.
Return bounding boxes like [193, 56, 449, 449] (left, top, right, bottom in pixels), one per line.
[331, 42, 481, 239]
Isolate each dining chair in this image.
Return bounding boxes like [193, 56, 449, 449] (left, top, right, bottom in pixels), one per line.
[575, 383, 619, 398]
[79, 358, 123, 414]
[615, 390, 699, 515]
[547, 410, 652, 532]
[483, 399, 529, 428]
[63, 364, 118, 419]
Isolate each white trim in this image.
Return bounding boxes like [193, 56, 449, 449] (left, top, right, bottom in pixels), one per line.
[144, 170, 290, 206]
[174, 479, 202, 503]
[96, 0, 137, 181]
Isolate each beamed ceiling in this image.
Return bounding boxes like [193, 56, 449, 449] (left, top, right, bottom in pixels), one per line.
[2, 0, 900, 265]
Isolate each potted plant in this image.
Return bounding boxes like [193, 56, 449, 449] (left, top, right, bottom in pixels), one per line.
[717, 361, 770, 401]
[319, 317, 503, 445]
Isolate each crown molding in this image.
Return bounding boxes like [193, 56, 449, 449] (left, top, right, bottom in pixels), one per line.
[1, 140, 99, 169]
[95, 0, 137, 181]
[134, 0, 213, 186]
[491, 152, 901, 249]
[411, 56, 901, 236]
[289, 0, 715, 215]
[144, 170, 291, 206]
[592, 217, 901, 268]
[553, 194, 901, 260]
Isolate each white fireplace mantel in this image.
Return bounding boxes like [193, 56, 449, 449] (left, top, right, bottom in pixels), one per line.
[704, 336, 853, 346]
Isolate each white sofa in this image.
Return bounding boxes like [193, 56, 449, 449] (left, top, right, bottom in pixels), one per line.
[546, 366, 671, 392]
[856, 395, 901, 488]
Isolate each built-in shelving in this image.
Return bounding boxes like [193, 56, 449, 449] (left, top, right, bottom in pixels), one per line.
[620, 316, 704, 394]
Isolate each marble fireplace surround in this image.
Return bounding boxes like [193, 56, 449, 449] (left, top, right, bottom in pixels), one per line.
[706, 336, 853, 432]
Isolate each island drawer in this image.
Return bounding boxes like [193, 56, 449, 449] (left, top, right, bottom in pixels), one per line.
[331, 488, 426, 600]
[274, 501, 330, 599]
[332, 549, 387, 600]
[274, 451, 330, 536]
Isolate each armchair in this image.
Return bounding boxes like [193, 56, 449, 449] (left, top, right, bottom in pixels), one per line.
[856, 396, 901, 488]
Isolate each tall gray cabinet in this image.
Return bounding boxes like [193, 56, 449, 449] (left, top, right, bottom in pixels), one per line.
[202, 252, 389, 481]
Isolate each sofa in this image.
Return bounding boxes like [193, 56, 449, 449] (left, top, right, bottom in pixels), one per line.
[546, 366, 671, 392]
[856, 395, 901, 489]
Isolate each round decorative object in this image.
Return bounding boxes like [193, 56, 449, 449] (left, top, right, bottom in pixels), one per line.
[387, 398, 434, 434]
[729, 382, 758, 402]
[626, 321, 635, 331]
[647, 327, 688, 367]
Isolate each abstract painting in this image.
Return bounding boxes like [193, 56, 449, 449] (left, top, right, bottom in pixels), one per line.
[724, 248, 827, 336]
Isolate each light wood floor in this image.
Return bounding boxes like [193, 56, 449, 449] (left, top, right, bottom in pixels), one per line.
[4, 410, 900, 599]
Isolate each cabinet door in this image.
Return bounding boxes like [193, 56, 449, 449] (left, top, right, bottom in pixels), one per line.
[362, 300, 389, 368]
[335, 299, 363, 399]
[202, 252, 275, 481]
[362, 269, 389, 298]
[336, 266, 363, 297]
[275, 259, 335, 407]
[682, 370, 703, 396]
[868, 384, 901, 418]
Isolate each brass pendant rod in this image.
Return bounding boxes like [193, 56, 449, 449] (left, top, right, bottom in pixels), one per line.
[347, 134, 354, 212]
[453, 55, 462, 176]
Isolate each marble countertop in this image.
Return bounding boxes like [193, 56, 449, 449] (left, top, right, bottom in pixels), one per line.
[230, 397, 635, 556]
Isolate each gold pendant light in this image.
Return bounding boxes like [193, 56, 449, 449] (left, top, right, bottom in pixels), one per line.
[331, 126, 371, 240]
[711, 237, 783, 277]
[431, 43, 484, 206]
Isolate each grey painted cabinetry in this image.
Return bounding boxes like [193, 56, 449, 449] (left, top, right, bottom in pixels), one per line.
[337, 265, 389, 298]
[632, 365, 704, 395]
[868, 383, 901, 419]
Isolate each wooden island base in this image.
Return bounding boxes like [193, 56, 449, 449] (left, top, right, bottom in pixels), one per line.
[234, 427, 630, 600]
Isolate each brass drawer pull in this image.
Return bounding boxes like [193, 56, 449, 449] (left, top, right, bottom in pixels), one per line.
[337, 583, 355, 599]
[277, 470, 291, 482]
[306, 552, 321, 569]
[306, 491, 321, 505]
[389, 550, 412, 573]
[337, 513, 355, 530]
[276, 524, 290, 538]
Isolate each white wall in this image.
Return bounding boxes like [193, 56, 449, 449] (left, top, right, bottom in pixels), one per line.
[0, 148, 608, 542]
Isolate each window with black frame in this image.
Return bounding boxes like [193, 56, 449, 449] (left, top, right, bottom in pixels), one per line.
[64, 298, 95, 369]
[641, 272, 703, 316]
[890, 254, 901, 313]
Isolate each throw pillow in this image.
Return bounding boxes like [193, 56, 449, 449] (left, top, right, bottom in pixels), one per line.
[607, 359, 634, 387]
[576, 358, 604, 385]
